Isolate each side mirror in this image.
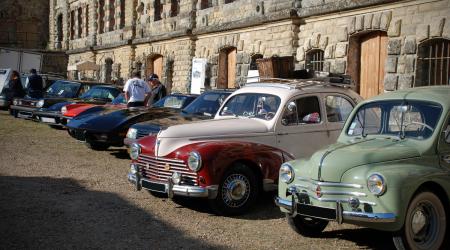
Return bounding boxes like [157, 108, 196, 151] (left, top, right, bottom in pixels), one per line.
[445, 125, 450, 143]
[287, 101, 297, 112]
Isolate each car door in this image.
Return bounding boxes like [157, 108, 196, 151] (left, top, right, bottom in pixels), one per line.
[323, 93, 357, 144]
[276, 94, 329, 158]
[438, 113, 450, 170]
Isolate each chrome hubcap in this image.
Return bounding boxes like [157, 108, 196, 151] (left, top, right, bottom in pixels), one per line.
[222, 174, 250, 208]
[412, 209, 427, 235]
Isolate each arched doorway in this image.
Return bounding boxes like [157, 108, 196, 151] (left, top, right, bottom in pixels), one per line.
[56, 14, 63, 48]
[348, 31, 387, 99]
[218, 47, 237, 89]
[146, 55, 163, 79]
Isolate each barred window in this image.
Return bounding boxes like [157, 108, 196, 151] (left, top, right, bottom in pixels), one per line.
[250, 54, 263, 70]
[224, 0, 235, 4]
[415, 38, 450, 87]
[98, 0, 105, 34]
[170, 0, 179, 17]
[305, 49, 324, 71]
[77, 8, 82, 38]
[154, 0, 162, 21]
[70, 10, 75, 40]
[200, 0, 212, 9]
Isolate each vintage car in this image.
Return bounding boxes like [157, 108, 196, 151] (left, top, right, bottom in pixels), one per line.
[275, 86, 450, 250]
[128, 77, 362, 215]
[124, 90, 232, 146]
[66, 93, 199, 150]
[9, 80, 109, 119]
[61, 93, 127, 122]
[33, 85, 121, 126]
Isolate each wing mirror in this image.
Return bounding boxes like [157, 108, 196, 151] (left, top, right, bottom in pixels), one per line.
[287, 101, 297, 112]
[444, 124, 450, 143]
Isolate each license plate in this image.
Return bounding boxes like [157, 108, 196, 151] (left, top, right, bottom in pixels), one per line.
[141, 180, 166, 193]
[17, 112, 32, 118]
[41, 117, 56, 123]
[297, 203, 336, 220]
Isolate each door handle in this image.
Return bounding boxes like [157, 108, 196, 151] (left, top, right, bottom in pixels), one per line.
[443, 155, 450, 164]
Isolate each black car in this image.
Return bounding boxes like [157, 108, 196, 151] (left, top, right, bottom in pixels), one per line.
[9, 80, 110, 119]
[66, 93, 199, 150]
[124, 90, 233, 146]
[33, 85, 122, 127]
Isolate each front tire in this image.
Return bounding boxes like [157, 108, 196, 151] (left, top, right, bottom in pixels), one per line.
[209, 163, 259, 216]
[286, 214, 328, 237]
[392, 191, 446, 250]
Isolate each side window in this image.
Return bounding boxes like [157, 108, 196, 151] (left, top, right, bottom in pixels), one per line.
[79, 85, 90, 95]
[325, 95, 354, 122]
[282, 96, 321, 126]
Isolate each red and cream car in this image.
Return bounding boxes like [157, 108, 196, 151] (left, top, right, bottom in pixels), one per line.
[128, 77, 362, 215]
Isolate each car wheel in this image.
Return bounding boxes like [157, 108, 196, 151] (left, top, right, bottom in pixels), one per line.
[393, 191, 446, 250]
[209, 163, 259, 216]
[86, 142, 110, 151]
[286, 214, 328, 237]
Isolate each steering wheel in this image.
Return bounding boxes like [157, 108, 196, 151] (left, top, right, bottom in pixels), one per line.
[403, 121, 434, 133]
[265, 112, 275, 120]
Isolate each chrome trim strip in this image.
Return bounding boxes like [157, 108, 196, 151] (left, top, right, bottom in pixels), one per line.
[296, 177, 363, 189]
[320, 190, 367, 197]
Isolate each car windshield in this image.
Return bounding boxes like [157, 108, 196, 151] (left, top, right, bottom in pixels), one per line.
[79, 87, 119, 100]
[153, 95, 190, 109]
[182, 92, 231, 117]
[347, 100, 442, 140]
[219, 93, 281, 120]
[46, 81, 81, 98]
[111, 94, 126, 104]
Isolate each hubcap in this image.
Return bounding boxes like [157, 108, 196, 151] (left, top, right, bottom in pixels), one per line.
[222, 174, 250, 208]
[412, 209, 427, 235]
[409, 201, 439, 247]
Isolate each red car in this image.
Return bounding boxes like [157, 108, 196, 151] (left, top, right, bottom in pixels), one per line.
[61, 93, 126, 121]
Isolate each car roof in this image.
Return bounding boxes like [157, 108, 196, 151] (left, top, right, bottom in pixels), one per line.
[169, 93, 200, 97]
[366, 86, 450, 107]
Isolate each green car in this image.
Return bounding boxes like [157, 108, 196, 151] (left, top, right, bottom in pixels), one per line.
[276, 86, 450, 250]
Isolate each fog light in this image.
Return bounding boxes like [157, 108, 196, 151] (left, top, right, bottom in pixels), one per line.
[172, 172, 181, 185]
[348, 197, 360, 209]
[130, 164, 139, 175]
[315, 185, 322, 198]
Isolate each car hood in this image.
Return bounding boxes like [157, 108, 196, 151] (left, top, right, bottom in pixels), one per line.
[159, 117, 270, 139]
[131, 113, 212, 132]
[66, 107, 180, 133]
[300, 138, 421, 182]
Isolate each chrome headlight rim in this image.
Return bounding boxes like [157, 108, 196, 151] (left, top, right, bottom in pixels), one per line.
[280, 163, 295, 184]
[36, 99, 45, 108]
[61, 106, 68, 114]
[130, 164, 139, 174]
[129, 143, 141, 160]
[13, 99, 18, 105]
[126, 128, 138, 139]
[187, 151, 202, 172]
[367, 173, 386, 196]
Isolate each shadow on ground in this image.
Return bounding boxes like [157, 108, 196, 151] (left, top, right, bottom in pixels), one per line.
[320, 228, 396, 250]
[0, 176, 224, 249]
[108, 148, 130, 159]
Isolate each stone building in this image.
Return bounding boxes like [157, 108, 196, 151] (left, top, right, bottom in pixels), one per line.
[49, 0, 450, 97]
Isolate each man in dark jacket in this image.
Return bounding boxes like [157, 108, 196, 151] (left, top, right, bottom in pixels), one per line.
[147, 73, 167, 105]
[27, 69, 43, 98]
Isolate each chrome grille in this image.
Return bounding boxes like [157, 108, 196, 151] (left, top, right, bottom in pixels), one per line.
[137, 154, 198, 186]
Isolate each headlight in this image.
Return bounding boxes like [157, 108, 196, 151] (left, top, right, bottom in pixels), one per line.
[126, 128, 138, 139]
[129, 143, 141, 160]
[367, 173, 386, 196]
[36, 99, 45, 108]
[187, 151, 202, 172]
[280, 163, 295, 184]
[61, 106, 68, 114]
[13, 99, 18, 105]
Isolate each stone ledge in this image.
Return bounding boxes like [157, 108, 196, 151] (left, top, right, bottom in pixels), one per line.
[297, 0, 399, 18]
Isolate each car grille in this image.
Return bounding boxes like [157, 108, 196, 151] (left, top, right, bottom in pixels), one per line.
[69, 129, 86, 141]
[137, 154, 198, 186]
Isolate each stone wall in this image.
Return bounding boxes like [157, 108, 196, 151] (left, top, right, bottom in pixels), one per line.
[0, 0, 49, 49]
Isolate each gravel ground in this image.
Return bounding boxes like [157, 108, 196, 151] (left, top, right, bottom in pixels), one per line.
[0, 110, 396, 249]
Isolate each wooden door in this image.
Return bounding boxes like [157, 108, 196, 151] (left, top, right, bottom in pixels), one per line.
[227, 48, 237, 88]
[360, 32, 387, 99]
[146, 55, 163, 78]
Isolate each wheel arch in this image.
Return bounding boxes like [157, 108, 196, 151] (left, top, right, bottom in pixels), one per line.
[229, 159, 264, 191]
[414, 181, 450, 213]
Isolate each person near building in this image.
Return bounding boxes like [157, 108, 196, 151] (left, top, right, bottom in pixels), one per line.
[9, 70, 26, 99]
[26, 69, 44, 98]
[147, 73, 167, 104]
[123, 70, 152, 107]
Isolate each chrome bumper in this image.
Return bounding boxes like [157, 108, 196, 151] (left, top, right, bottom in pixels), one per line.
[275, 196, 396, 223]
[0, 99, 10, 107]
[127, 172, 218, 199]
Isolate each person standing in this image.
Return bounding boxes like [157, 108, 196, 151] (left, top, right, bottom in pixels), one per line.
[26, 69, 44, 98]
[123, 70, 152, 107]
[9, 70, 26, 99]
[147, 73, 167, 104]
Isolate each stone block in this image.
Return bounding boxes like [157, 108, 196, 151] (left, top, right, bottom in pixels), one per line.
[337, 27, 348, 42]
[319, 36, 328, 49]
[333, 60, 346, 74]
[430, 18, 445, 37]
[312, 33, 321, 48]
[372, 13, 381, 29]
[416, 24, 429, 42]
[380, 11, 392, 30]
[324, 44, 334, 59]
[388, 39, 402, 55]
[388, 19, 402, 37]
[364, 14, 373, 30]
[385, 56, 397, 73]
[403, 37, 416, 54]
[398, 75, 414, 90]
[335, 43, 347, 58]
[304, 38, 312, 51]
[323, 61, 330, 72]
[404, 56, 415, 74]
[443, 19, 450, 39]
[297, 47, 305, 61]
[355, 15, 364, 32]
[349, 17, 356, 34]
[237, 40, 244, 51]
[384, 74, 398, 91]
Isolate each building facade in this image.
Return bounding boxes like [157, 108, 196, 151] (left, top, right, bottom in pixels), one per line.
[49, 0, 450, 96]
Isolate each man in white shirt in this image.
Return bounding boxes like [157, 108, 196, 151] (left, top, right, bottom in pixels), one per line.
[123, 70, 152, 107]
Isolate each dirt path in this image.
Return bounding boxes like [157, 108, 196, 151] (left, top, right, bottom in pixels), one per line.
[0, 110, 395, 249]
